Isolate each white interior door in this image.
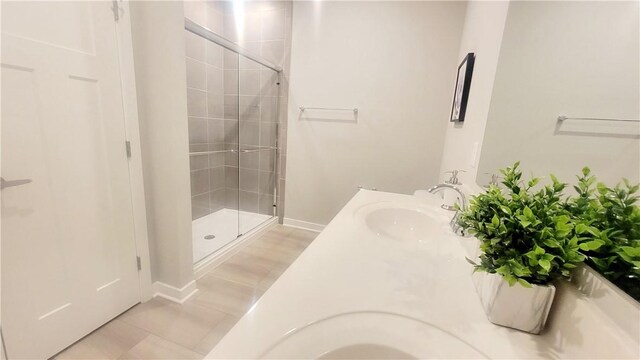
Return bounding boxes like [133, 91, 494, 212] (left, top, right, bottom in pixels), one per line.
[1, 2, 141, 358]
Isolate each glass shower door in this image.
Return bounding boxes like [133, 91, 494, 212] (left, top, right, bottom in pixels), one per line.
[186, 21, 280, 262]
[186, 29, 241, 263]
[237, 54, 279, 235]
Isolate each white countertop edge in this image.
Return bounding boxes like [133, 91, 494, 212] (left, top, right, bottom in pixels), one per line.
[207, 189, 640, 359]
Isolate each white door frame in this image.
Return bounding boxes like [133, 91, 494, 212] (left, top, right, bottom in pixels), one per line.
[114, 0, 153, 302]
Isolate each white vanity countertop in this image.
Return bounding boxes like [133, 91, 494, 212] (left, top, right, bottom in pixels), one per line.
[207, 190, 639, 359]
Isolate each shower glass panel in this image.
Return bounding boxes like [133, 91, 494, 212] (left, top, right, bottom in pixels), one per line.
[238, 54, 278, 235]
[186, 28, 241, 264]
[185, 20, 280, 263]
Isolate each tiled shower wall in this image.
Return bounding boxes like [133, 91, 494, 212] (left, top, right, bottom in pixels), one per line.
[184, 1, 292, 222]
[184, 9, 226, 220]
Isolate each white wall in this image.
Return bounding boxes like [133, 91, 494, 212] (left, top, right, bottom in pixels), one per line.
[439, 1, 510, 184]
[477, 1, 640, 186]
[285, 1, 466, 226]
[129, 1, 195, 290]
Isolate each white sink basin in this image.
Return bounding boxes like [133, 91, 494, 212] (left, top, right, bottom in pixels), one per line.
[354, 202, 444, 241]
[258, 311, 486, 359]
[319, 344, 416, 359]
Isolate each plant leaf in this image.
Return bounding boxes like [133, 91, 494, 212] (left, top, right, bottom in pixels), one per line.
[539, 259, 551, 271]
[619, 246, 640, 258]
[523, 206, 534, 220]
[517, 278, 532, 288]
[579, 240, 605, 251]
[465, 257, 478, 266]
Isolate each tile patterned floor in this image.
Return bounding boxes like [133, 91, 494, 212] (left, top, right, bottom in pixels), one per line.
[54, 225, 317, 360]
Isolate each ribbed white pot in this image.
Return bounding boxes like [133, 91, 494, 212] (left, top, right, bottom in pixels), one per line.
[472, 272, 556, 334]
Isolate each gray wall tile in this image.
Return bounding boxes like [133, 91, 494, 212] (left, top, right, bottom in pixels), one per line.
[188, 117, 208, 144]
[206, 42, 224, 68]
[187, 88, 207, 117]
[210, 188, 226, 212]
[239, 190, 259, 212]
[207, 93, 224, 118]
[209, 166, 226, 190]
[260, 40, 285, 65]
[239, 69, 261, 95]
[225, 149, 239, 167]
[243, 11, 262, 42]
[259, 193, 275, 216]
[223, 48, 238, 69]
[224, 95, 239, 120]
[260, 96, 278, 122]
[260, 121, 277, 147]
[239, 43, 261, 69]
[260, 70, 279, 97]
[185, 31, 206, 61]
[224, 120, 239, 144]
[209, 152, 225, 167]
[192, 193, 211, 220]
[207, 119, 225, 144]
[239, 96, 260, 121]
[261, 9, 285, 40]
[209, 143, 226, 151]
[239, 121, 260, 146]
[239, 151, 259, 169]
[225, 166, 239, 189]
[191, 169, 210, 196]
[260, 150, 276, 172]
[190, 154, 209, 172]
[225, 187, 239, 209]
[206, 65, 224, 94]
[259, 171, 275, 195]
[186, 58, 207, 90]
[190, 143, 208, 153]
[223, 69, 238, 95]
[239, 168, 259, 192]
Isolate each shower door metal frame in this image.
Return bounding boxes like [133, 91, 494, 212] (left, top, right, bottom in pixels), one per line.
[184, 18, 282, 73]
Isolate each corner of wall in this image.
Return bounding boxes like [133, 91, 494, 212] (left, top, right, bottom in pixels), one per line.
[438, 1, 510, 186]
[129, 1, 195, 290]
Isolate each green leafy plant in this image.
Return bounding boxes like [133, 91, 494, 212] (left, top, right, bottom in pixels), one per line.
[565, 167, 640, 300]
[458, 162, 585, 287]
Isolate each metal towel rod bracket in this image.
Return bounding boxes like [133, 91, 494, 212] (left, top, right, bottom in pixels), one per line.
[300, 106, 358, 113]
[557, 115, 640, 123]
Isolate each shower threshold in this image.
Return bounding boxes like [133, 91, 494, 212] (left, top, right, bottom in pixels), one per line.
[192, 208, 272, 263]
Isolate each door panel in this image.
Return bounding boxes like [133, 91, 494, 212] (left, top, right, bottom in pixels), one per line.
[1, 2, 140, 358]
[2, 1, 96, 55]
[238, 55, 277, 235]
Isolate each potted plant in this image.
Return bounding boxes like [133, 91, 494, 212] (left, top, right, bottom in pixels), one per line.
[565, 167, 640, 301]
[458, 162, 585, 334]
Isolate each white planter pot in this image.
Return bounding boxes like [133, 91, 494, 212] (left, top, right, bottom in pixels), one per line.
[472, 272, 556, 334]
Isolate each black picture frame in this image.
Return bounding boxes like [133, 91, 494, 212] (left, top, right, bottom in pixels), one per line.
[450, 52, 475, 122]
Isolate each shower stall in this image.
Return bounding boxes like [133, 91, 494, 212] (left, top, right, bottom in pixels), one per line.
[184, 19, 280, 264]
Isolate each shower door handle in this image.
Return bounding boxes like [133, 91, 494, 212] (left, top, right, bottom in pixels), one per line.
[1, 177, 32, 190]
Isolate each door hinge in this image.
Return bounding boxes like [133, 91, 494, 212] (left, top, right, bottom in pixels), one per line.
[111, 0, 120, 22]
[125, 140, 132, 158]
[136, 256, 142, 271]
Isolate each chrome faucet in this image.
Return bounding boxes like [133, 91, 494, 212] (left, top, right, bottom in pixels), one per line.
[427, 184, 468, 236]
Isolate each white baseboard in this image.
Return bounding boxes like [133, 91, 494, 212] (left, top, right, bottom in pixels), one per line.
[283, 217, 325, 233]
[152, 280, 198, 304]
[193, 217, 278, 279]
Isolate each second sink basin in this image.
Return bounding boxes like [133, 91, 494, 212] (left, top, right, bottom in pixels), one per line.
[355, 201, 443, 241]
[366, 208, 439, 241]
